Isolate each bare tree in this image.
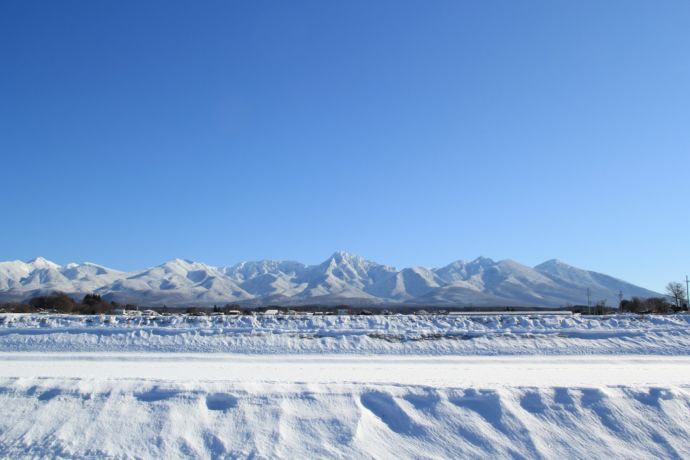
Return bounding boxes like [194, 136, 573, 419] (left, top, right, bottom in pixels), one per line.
[594, 299, 607, 315]
[666, 282, 686, 310]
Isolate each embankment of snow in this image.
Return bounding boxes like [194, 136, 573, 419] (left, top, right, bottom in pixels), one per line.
[1, 313, 690, 355]
[1, 378, 688, 459]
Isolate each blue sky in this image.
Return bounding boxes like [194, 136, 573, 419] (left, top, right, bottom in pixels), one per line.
[1, 1, 689, 291]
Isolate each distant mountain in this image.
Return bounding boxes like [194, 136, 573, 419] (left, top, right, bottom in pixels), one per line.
[0, 257, 122, 296]
[103, 259, 252, 306]
[0, 252, 661, 307]
[294, 251, 396, 301]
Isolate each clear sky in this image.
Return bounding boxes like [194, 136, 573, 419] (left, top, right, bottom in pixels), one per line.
[1, 1, 689, 291]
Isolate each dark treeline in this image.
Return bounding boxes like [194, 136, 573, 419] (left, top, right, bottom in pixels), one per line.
[1, 292, 116, 314]
[0, 292, 687, 315]
[619, 297, 680, 314]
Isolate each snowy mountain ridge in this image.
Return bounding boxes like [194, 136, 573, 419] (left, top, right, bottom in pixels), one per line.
[0, 252, 660, 307]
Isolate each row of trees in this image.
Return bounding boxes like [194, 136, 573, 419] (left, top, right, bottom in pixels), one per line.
[619, 297, 676, 314]
[619, 281, 688, 313]
[614, 281, 688, 313]
[4, 292, 116, 314]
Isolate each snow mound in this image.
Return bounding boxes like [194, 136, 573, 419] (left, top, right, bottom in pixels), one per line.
[1, 313, 690, 355]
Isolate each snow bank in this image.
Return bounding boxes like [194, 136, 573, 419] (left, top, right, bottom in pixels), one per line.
[2, 314, 689, 458]
[1, 313, 689, 355]
[1, 378, 688, 459]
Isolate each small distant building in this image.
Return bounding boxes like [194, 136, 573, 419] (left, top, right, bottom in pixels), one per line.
[263, 309, 279, 315]
[337, 308, 349, 316]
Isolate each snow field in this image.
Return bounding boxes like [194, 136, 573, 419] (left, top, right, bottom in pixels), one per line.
[1, 354, 689, 387]
[1, 313, 689, 458]
[1, 313, 689, 355]
[1, 378, 688, 459]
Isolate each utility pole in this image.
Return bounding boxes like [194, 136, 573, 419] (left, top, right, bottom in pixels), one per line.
[686, 275, 689, 310]
[587, 288, 591, 315]
[618, 290, 624, 309]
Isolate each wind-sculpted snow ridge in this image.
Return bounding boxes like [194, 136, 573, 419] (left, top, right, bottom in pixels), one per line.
[1, 378, 689, 459]
[2, 313, 689, 355]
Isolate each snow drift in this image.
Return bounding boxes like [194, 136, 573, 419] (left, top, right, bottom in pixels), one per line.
[1, 313, 689, 458]
[1, 313, 689, 355]
[1, 378, 688, 459]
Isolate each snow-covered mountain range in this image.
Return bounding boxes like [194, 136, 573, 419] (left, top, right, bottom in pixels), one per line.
[0, 252, 660, 307]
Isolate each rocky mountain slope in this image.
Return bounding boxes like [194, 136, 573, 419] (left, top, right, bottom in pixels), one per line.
[0, 252, 661, 307]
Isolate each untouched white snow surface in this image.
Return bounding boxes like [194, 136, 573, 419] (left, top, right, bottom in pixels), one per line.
[1, 353, 689, 386]
[1, 314, 689, 458]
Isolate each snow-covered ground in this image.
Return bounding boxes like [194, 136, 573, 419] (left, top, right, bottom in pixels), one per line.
[3, 353, 690, 386]
[1, 368, 689, 459]
[1, 313, 689, 458]
[1, 312, 690, 354]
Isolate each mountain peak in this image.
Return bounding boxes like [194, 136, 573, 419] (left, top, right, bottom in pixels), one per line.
[497, 258, 528, 268]
[27, 257, 60, 269]
[535, 259, 572, 270]
[330, 250, 360, 261]
[325, 251, 371, 269]
[469, 256, 495, 266]
[163, 258, 197, 266]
